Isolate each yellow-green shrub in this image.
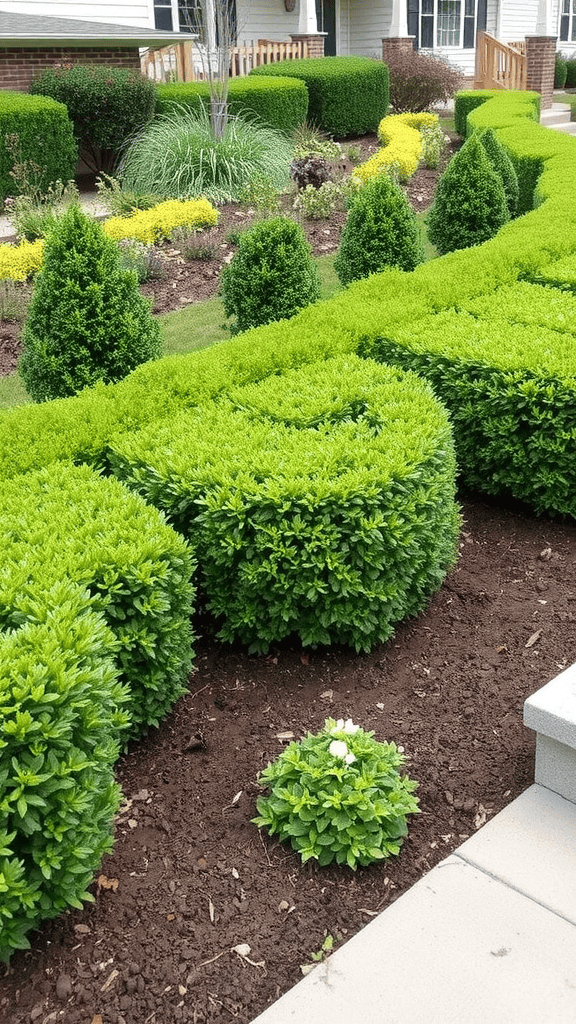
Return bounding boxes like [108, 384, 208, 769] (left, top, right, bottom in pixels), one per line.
[103, 198, 218, 244]
[0, 239, 44, 281]
[353, 114, 423, 184]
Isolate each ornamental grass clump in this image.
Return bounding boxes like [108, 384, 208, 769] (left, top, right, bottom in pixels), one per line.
[253, 718, 419, 869]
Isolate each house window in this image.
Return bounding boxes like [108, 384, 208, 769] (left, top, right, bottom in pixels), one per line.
[407, 0, 486, 49]
[560, 0, 576, 43]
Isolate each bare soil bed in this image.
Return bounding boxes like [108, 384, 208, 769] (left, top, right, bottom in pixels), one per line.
[1, 497, 576, 1024]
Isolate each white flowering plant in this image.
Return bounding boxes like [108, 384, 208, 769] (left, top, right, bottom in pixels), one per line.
[253, 718, 419, 870]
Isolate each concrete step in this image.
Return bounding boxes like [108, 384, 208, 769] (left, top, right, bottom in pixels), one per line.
[540, 102, 572, 126]
[547, 120, 576, 135]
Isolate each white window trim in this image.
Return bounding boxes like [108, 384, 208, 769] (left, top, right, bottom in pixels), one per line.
[417, 0, 478, 50]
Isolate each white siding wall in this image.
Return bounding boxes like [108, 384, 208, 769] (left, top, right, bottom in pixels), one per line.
[420, 45, 474, 75]
[0, 1, 154, 28]
[498, 0, 539, 40]
[235, 0, 299, 43]
[486, 0, 498, 34]
[342, 0, 391, 57]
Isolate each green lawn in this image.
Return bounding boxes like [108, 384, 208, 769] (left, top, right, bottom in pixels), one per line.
[555, 90, 576, 120]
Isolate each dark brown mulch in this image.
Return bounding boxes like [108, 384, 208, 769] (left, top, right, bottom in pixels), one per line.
[1, 497, 575, 1023]
[0, 128, 461, 378]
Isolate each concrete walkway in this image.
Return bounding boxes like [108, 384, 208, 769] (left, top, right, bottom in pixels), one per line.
[250, 669, 576, 1024]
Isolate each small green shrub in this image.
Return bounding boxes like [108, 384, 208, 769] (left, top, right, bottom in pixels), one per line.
[116, 238, 167, 282]
[419, 123, 448, 170]
[0, 582, 128, 961]
[253, 718, 419, 869]
[155, 75, 308, 135]
[0, 279, 31, 321]
[565, 58, 576, 88]
[427, 134, 509, 255]
[96, 173, 161, 217]
[20, 205, 161, 402]
[118, 105, 292, 204]
[293, 180, 346, 220]
[291, 122, 341, 160]
[30, 64, 156, 173]
[478, 127, 519, 218]
[221, 216, 321, 333]
[107, 355, 460, 653]
[251, 56, 389, 137]
[0, 92, 77, 202]
[335, 174, 424, 286]
[555, 53, 568, 89]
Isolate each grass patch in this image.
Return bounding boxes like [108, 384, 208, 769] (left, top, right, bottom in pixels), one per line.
[554, 91, 576, 121]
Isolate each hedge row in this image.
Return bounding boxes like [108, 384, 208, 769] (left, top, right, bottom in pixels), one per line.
[0, 92, 77, 202]
[155, 76, 308, 135]
[249, 56, 389, 137]
[0, 464, 195, 737]
[107, 355, 459, 652]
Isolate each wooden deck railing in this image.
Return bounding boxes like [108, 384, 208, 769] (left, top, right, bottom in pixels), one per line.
[474, 31, 526, 91]
[141, 38, 308, 84]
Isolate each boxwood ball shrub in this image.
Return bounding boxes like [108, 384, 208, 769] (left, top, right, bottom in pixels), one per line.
[20, 205, 161, 402]
[221, 216, 321, 333]
[0, 582, 129, 960]
[478, 127, 519, 218]
[107, 355, 460, 653]
[0, 91, 77, 202]
[335, 174, 424, 286]
[30, 64, 156, 173]
[253, 718, 419, 869]
[427, 133, 509, 254]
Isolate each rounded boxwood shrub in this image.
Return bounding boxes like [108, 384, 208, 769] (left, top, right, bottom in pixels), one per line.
[30, 64, 156, 172]
[20, 205, 161, 402]
[221, 216, 321, 333]
[253, 717, 419, 869]
[478, 127, 519, 218]
[0, 91, 77, 202]
[427, 133, 509, 254]
[335, 174, 424, 286]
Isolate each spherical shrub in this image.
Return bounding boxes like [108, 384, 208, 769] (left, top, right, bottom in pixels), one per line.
[20, 205, 161, 401]
[478, 127, 519, 218]
[220, 216, 321, 334]
[427, 134, 509, 255]
[253, 717, 419, 869]
[334, 174, 424, 286]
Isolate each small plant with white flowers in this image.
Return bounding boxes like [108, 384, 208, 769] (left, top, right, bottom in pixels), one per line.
[253, 718, 419, 870]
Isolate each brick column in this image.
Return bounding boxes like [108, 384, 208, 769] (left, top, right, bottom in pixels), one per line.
[290, 34, 326, 57]
[525, 35, 557, 110]
[382, 38, 415, 62]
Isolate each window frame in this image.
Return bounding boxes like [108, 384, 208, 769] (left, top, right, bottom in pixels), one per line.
[407, 0, 483, 50]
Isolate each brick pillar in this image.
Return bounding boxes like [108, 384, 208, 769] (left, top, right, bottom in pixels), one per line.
[290, 33, 326, 57]
[525, 35, 557, 110]
[382, 38, 415, 62]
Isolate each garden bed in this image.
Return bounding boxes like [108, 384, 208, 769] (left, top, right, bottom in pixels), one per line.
[1, 495, 575, 1024]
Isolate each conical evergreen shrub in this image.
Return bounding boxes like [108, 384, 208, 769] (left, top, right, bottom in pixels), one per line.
[221, 216, 321, 334]
[427, 134, 509, 256]
[21, 205, 161, 402]
[478, 127, 519, 218]
[334, 174, 424, 287]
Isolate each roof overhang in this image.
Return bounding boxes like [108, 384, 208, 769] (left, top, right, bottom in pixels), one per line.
[0, 10, 195, 48]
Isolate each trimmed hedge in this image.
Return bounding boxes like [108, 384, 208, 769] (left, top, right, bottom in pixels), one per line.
[364, 308, 576, 515]
[0, 463, 195, 737]
[0, 92, 77, 202]
[566, 59, 576, 88]
[528, 252, 576, 292]
[0, 583, 127, 960]
[250, 56, 389, 137]
[107, 355, 459, 652]
[155, 76, 308, 135]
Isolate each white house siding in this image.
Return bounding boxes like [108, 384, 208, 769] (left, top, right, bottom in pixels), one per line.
[343, 0, 392, 57]
[498, 0, 539, 41]
[486, 0, 498, 34]
[235, 0, 299, 43]
[0, 1, 154, 28]
[420, 44, 474, 75]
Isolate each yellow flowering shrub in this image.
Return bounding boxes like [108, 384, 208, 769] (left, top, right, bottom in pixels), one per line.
[388, 112, 439, 133]
[352, 113, 440, 187]
[104, 198, 219, 244]
[0, 238, 45, 281]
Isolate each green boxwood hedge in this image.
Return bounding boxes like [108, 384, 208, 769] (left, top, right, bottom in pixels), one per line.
[0, 463, 195, 737]
[155, 75, 308, 134]
[0, 582, 127, 960]
[107, 356, 459, 652]
[250, 56, 389, 136]
[0, 91, 77, 201]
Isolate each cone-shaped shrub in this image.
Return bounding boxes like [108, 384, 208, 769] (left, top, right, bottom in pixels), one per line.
[334, 174, 424, 287]
[221, 216, 321, 334]
[427, 134, 509, 255]
[478, 127, 519, 218]
[20, 205, 161, 402]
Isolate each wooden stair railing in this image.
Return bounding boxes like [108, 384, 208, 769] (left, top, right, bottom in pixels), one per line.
[474, 31, 527, 91]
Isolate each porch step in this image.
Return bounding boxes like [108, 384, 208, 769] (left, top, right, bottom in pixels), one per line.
[546, 120, 576, 135]
[540, 102, 572, 126]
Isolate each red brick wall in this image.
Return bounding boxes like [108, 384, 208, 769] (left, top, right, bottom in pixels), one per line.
[0, 47, 142, 92]
[525, 36, 556, 110]
[289, 34, 326, 58]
